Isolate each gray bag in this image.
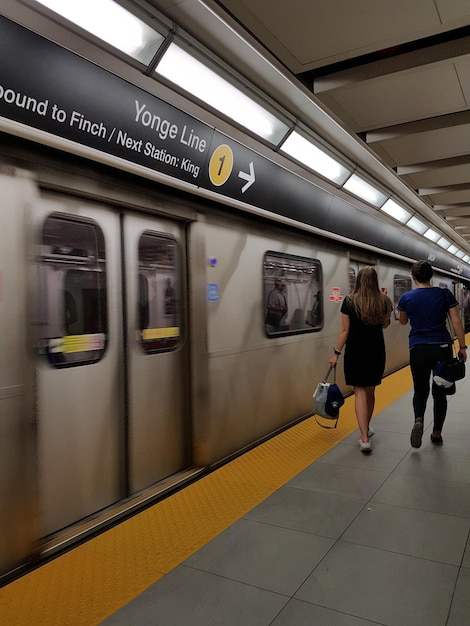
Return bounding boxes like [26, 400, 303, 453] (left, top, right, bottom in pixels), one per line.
[313, 366, 344, 428]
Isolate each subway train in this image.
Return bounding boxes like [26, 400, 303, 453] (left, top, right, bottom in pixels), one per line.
[1, 133, 470, 585]
[2, 8, 470, 586]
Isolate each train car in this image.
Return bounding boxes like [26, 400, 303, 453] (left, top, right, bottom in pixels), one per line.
[1, 135, 469, 584]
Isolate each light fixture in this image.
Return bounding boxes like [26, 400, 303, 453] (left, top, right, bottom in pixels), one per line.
[34, 0, 164, 64]
[156, 43, 290, 145]
[448, 245, 459, 255]
[424, 228, 440, 242]
[343, 173, 387, 207]
[437, 237, 451, 249]
[463, 255, 470, 263]
[456, 250, 466, 259]
[381, 199, 411, 223]
[280, 131, 351, 184]
[406, 216, 427, 234]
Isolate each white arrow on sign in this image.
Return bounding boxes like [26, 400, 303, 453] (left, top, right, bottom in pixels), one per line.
[238, 161, 255, 193]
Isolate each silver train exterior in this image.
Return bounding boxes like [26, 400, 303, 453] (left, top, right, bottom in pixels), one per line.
[1, 139, 470, 584]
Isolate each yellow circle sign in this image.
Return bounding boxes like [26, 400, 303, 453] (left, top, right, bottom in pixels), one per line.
[209, 144, 234, 186]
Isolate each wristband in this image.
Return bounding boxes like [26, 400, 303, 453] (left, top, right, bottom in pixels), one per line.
[333, 348, 342, 356]
[459, 345, 467, 350]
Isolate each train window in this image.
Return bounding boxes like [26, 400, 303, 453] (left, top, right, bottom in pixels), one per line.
[138, 232, 181, 353]
[263, 252, 322, 337]
[37, 214, 107, 367]
[393, 275, 412, 320]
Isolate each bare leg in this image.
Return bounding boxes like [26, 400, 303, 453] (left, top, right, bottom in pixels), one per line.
[354, 386, 376, 442]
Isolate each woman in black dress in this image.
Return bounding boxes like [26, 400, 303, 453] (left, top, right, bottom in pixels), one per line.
[330, 267, 393, 454]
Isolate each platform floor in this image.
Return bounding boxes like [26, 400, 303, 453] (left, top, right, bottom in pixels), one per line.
[1, 366, 470, 625]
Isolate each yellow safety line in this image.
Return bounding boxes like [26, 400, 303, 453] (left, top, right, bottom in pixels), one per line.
[0, 367, 413, 625]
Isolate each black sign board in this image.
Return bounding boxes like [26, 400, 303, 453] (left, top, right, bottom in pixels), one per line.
[0, 16, 330, 220]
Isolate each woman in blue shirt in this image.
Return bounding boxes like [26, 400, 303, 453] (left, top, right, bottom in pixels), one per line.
[398, 261, 467, 447]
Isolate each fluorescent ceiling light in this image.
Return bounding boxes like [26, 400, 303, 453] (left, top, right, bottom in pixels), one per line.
[280, 131, 350, 184]
[343, 174, 387, 207]
[448, 245, 459, 254]
[456, 250, 465, 258]
[381, 199, 411, 223]
[437, 237, 451, 249]
[406, 216, 427, 234]
[34, 0, 164, 64]
[156, 44, 289, 144]
[463, 255, 470, 263]
[424, 228, 439, 242]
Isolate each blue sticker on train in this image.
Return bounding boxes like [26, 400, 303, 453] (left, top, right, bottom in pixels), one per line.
[207, 284, 219, 301]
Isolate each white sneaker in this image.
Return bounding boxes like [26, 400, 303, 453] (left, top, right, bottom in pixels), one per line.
[358, 440, 372, 454]
[368, 427, 374, 438]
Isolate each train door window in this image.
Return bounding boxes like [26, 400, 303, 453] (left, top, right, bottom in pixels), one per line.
[38, 213, 107, 367]
[263, 252, 322, 336]
[393, 275, 412, 320]
[138, 232, 181, 353]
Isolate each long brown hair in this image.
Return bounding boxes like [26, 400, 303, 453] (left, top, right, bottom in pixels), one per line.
[350, 266, 391, 325]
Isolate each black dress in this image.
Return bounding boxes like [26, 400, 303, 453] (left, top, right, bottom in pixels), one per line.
[341, 296, 386, 387]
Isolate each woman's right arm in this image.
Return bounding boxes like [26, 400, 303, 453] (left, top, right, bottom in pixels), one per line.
[448, 306, 467, 362]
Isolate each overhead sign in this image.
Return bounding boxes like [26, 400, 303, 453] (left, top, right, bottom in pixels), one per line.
[0, 16, 331, 218]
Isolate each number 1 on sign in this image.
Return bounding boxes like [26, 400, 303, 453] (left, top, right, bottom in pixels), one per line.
[209, 144, 233, 186]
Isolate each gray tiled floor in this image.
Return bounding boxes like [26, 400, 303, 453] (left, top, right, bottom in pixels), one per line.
[103, 382, 470, 626]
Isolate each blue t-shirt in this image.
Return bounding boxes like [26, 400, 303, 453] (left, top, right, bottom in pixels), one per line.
[397, 286, 457, 348]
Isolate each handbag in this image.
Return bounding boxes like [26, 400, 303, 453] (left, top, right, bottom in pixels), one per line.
[433, 356, 465, 393]
[445, 356, 466, 381]
[313, 366, 344, 428]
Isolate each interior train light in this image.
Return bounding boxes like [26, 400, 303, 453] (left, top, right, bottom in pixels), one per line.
[424, 228, 440, 242]
[406, 216, 427, 234]
[156, 44, 290, 145]
[380, 199, 411, 223]
[280, 131, 351, 185]
[33, 0, 164, 64]
[343, 173, 387, 207]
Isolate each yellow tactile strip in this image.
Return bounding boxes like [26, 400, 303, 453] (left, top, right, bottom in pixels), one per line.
[0, 367, 413, 625]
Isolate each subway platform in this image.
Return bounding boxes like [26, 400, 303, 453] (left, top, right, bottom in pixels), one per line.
[1, 366, 470, 625]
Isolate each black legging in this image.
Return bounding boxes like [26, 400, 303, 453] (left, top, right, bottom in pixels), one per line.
[409, 343, 453, 431]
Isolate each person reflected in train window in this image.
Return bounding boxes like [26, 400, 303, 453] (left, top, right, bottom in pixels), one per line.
[398, 260, 467, 448]
[306, 290, 321, 327]
[265, 277, 289, 331]
[330, 266, 393, 454]
[164, 278, 176, 316]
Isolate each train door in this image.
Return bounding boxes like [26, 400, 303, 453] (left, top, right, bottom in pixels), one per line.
[34, 196, 191, 536]
[34, 196, 124, 537]
[124, 213, 188, 493]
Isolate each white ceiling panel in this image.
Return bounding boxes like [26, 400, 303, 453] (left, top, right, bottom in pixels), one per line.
[324, 63, 467, 130]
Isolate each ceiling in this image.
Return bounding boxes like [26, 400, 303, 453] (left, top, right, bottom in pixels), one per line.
[149, 0, 470, 249]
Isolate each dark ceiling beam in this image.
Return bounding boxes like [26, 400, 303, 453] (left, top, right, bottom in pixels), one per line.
[397, 155, 470, 175]
[418, 183, 470, 195]
[313, 33, 470, 94]
[365, 111, 470, 143]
